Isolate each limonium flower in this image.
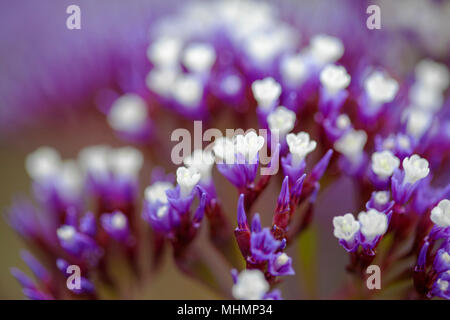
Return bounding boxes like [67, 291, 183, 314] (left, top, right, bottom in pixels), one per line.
[3, 0, 450, 301]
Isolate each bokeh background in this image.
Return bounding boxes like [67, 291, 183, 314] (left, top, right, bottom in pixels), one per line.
[1, 0, 449, 299]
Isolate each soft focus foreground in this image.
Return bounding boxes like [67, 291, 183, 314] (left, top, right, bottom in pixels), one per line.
[0, 0, 449, 300]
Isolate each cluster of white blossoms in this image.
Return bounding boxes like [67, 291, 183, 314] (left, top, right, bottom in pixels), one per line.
[319, 64, 351, 95]
[286, 132, 317, 166]
[267, 106, 296, 137]
[182, 43, 216, 74]
[176, 166, 201, 198]
[213, 131, 265, 165]
[430, 199, 450, 228]
[183, 149, 215, 183]
[402, 154, 430, 185]
[26, 147, 83, 200]
[107, 94, 149, 134]
[371, 150, 400, 180]
[232, 269, 269, 300]
[251, 77, 282, 112]
[144, 181, 173, 205]
[364, 70, 399, 106]
[334, 129, 368, 163]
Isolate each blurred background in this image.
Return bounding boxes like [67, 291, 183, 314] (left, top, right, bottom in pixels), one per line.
[1, 0, 449, 299]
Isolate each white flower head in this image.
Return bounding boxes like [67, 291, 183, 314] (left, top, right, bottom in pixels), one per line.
[406, 109, 432, 139]
[172, 75, 204, 108]
[182, 42, 216, 73]
[144, 181, 173, 204]
[333, 213, 360, 242]
[430, 199, 450, 228]
[364, 71, 399, 105]
[57, 225, 76, 242]
[286, 132, 317, 166]
[320, 64, 351, 95]
[409, 83, 444, 112]
[107, 94, 148, 132]
[280, 53, 308, 86]
[109, 147, 143, 179]
[232, 269, 269, 300]
[78, 145, 110, 181]
[334, 129, 367, 163]
[310, 34, 344, 65]
[402, 154, 429, 185]
[415, 59, 449, 91]
[183, 149, 215, 182]
[57, 160, 83, 199]
[111, 211, 127, 230]
[146, 68, 179, 97]
[336, 114, 351, 130]
[371, 150, 400, 180]
[147, 36, 183, 68]
[235, 131, 265, 163]
[251, 77, 282, 111]
[374, 191, 390, 206]
[358, 209, 388, 241]
[267, 106, 296, 137]
[213, 137, 236, 164]
[25, 146, 61, 182]
[176, 166, 201, 197]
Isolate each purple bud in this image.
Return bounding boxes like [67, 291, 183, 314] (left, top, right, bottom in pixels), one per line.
[79, 211, 96, 237]
[193, 193, 207, 224]
[11, 268, 36, 289]
[268, 252, 295, 276]
[100, 211, 130, 242]
[263, 289, 282, 300]
[250, 228, 281, 262]
[237, 194, 248, 230]
[310, 149, 333, 182]
[276, 176, 290, 214]
[251, 213, 262, 233]
[20, 250, 50, 283]
[416, 241, 430, 271]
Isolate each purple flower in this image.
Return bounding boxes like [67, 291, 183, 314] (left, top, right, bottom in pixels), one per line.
[268, 252, 295, 276]
[250, 228, 281, 263]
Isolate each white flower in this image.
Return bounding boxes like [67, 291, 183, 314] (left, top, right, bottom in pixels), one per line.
[25, 146, 61, 181]
[172, 75, 204, 107]
[251, 77, 281, 111]
[334, 129, 367, 163]
[267, 106, 296, 137]
[336, 114, 351, 130]
[183, 149, 215, 182]
[146, 68, 179, 97]
[147, 36, 182, 68]
[212, 137, 236, 164]
[402, 154, 429, 185]
[309, 34, 344, 65]
[374, 191, 390, 206]
[57, 225, 76, 242]
[144, 181, 173, 204]
[109, 147, 143, 179]
[405, 109, 432, 139]
[286, 132, 317, 166]
[371, 150, 400, 179]
[358, 209, 388, 241]
[78, 145, 110, 181]
[182, 42, 216, 73]
[409, 83, 444, 112]
[107, 94, 148, 132]
[57, 160, 83, 199]
[235, 131, 265, 163]
[232, 269, 269, 300]
[280, 53, 308, 86]
[111, 211, 127, 230]
[319, 64, 351, 95]
[430, 199, 450, 228]
[436, 278, 449, 293]
[364, 71, 399, 105]
[275, 253, 290, 267]
[333, 213, 360, 242]
[415, 59, 449, 91]
[176, 166, 201, 197]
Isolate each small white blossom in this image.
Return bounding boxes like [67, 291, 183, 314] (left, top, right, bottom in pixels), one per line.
[430, 199, 450, 228]
[267, 106, 296, 137]
[57, 225, 76, 242]
[334, 129, 367, 163]
[156, 205, 168, 218]
[111, 211, 127, 230]
[107, 94, 148, 132]
[109, 147, 143, 179]
[336, 114, 351, 130]
[147, 36, 182, 68]
[364, 71, 399, 105]
[409, 83, 444, 112]
[144, 181, 173, 204]
[309, 34, 344, 65]
[333, 213, 360, 242]
[172, 75, 204, 107]
[275, 253, 290, 267]
[176, 166, 201, 197]
[232, 269, 269, 300]
[286, 132, 317, 166]
[402, 154, 430, 185]
[57, 160, 83, 199]
[319, 64, 351, 95]
[415, 59, 449, 91]
[183, 149, 215, 182]
[251, 77, 282, 111]
[212, 137, 236, 164]
[78, 145, 110, 181]
[371, 150, 400, 180]
[280, 53, 308, 86]
[374, 191, 390, 206]
[25, 146, 61, 182]
[358, 209, 388, 241]
[146, 68, 179, 97]
[405, 109, 432, 139]
[182, 42, 216, 73]
[436, 278, 449, 293]
[235, 131, 265, 163]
